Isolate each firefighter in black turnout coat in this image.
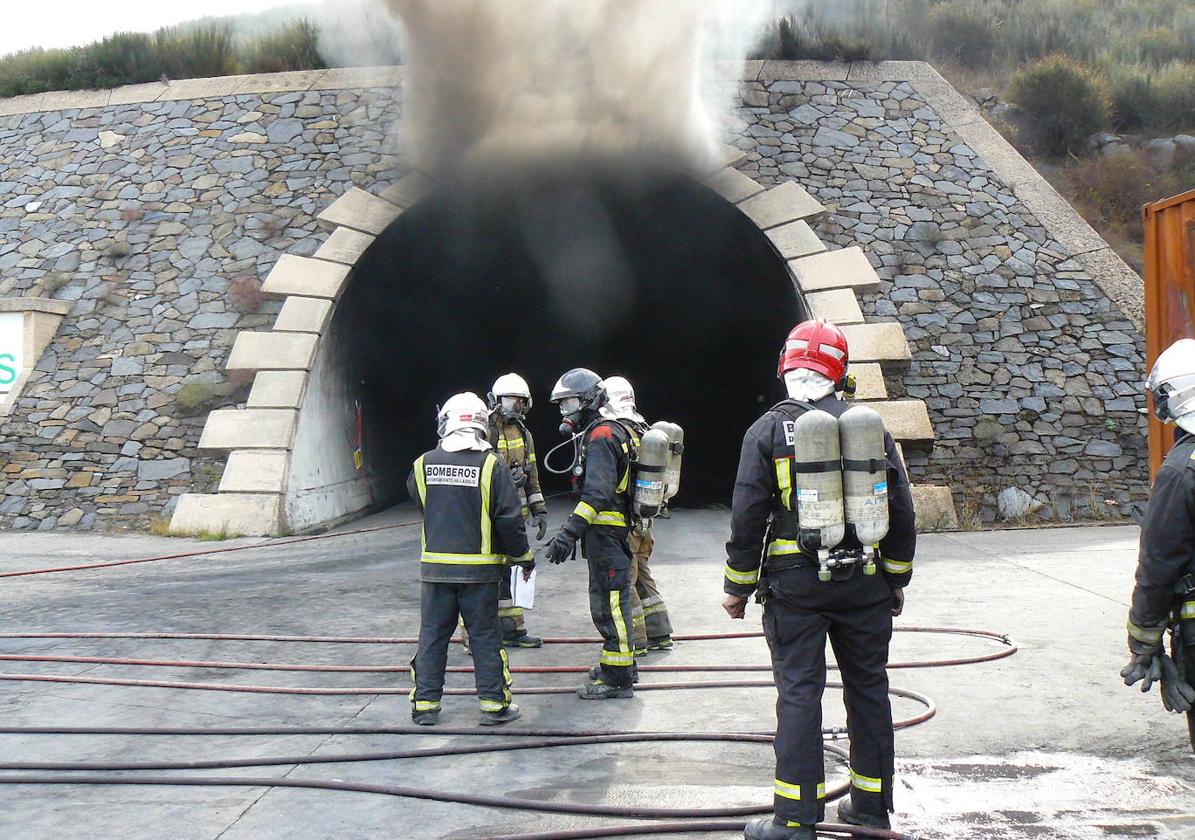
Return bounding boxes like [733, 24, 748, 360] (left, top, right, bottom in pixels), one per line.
[724, 320, 917, 840]
[406, 392, 531, 727]
[1122, 338, 1195, 746]
[542, 368, 638, 699]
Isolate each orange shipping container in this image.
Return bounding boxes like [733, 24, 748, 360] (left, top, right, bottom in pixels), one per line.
[1143, 188, 1195, 478]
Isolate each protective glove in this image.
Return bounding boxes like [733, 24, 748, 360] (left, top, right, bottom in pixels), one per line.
[1122, 651, 1163, 692]
[534, 512, 548, 541]
[1159, 654, 1195, 713]
[890, 587, 905, 618]
[542, 529, 578, 565]
[509, 463, 528, 489]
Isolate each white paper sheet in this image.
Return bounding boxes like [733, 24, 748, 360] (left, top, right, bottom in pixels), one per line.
[511, 567, 536, 610]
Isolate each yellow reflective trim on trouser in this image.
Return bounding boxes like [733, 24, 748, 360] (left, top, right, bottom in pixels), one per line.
[774, 458, 793, 510]
[414, 700, 440, 711]
[1127, 620, 1165, 645]
[414, 455, 427, 505]
[600, 650, 636, 667]
[882, 557, 912, 574]
[594, 511, 627, 527]
[850, 771, 882, 793]
[609, 590, 632, 665]
[420, 552, 504, 565]
[498, 607, 523, 618]
[724, 563, 760, 586]
[479, 699, 505, 712]
[773, 779, 801, 800]
[574, 502, 597, 523]
[767, 539, 801, 557]
[500, 648, 513, 703]
[480, 453, 496, 555]
[1182, 601, 1195, 620]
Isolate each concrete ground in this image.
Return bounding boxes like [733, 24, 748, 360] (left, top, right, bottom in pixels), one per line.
[0, 505, 1192, 839]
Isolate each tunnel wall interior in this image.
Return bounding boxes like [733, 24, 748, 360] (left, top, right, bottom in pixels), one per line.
[312, 167, 805, 523]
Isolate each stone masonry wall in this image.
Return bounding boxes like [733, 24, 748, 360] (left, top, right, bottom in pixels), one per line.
[728, 78, 1149, 522]
[0, 87, 401, 530]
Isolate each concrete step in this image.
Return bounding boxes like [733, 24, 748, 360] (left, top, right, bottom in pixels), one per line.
[247, 371, 308, 410]
[910, 484, 959, 531]
[313, 227, 375, 266]
[790, 246, 880, 293]
[218, 450, 289, 494]
[767, 220, 826, 260]
[739, 181, 826, 231]
[198, 409, 297, 451]
[860, 399, 935, 445]
[317, 186, 403, 235]
[847, 363, 887, 401]
[263, 254, 350, 299]
[226, 332, 318, 372]
[703, 167, 764, 204]
[805, 288, 864, 325]
[840, 322, 911, 366]
[170, 492, 281, 537]
[274, 297, 333, 334]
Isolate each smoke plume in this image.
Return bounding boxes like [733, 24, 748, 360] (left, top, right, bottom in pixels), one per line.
[384, 0, 777, 173]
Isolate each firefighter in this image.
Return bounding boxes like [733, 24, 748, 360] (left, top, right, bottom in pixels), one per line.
[724, 320, 917, 840]
[542, 368, 637, 699]
[601, 375, 674, 653]
[1122, 338, 1195, 746]
[489, 372, 549, 648]
[406, 392, 530, 727]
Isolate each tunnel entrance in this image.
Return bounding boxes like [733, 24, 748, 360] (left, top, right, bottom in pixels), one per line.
[284, 167, 805, 528]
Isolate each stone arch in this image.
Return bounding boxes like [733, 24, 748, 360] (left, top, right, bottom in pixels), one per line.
[171, 148, 947, 536]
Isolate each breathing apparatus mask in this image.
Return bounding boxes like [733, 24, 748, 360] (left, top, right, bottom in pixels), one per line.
[557, 396, 583, 437]
[497, 395, 527, 422]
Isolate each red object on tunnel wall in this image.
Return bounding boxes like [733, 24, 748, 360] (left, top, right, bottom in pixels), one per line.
[1144, 188, 1195, 478]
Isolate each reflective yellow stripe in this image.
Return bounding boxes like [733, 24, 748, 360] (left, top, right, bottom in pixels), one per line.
[479, 699, 505, 712]
[1127, 620, 1165, 644]
[724, 563, 760, 585]
[600, 649, 636, 666]
[500, 648, 512, 703]
[480, 453, 496, 555]
[610, 590, 631, 664]
[850, 771, 882, 793]
[767, 539, 801, 556]
[574, 502, 597, 523]
[421, 552, 504, 565]
[882, 557, 912, 574]
[498, 607, 523, 618]
[527, 454, 536, 463]
[774, 458, 792, 510]
[414, 700, 440, 711]
[594, 511, 627, 527]
[1183, 602, 1195, 620]
[617, 465, 630, 494]
[414, 455, 427, 504]
[773, 778, 802, 800]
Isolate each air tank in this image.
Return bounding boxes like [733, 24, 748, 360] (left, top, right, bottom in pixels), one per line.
[839, 405, 889, 570]
[650, 421, 684, 503]
[791, 409, 845, 562]
[632, 428, 670, 520]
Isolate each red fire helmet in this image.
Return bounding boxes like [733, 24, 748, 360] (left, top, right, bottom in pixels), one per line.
[776, 319, 849, 383]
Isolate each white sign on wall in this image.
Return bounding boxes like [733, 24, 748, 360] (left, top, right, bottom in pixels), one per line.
[0, 313, 23, 394]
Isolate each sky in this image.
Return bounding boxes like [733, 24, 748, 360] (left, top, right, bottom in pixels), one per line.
[1, 1, 315, 57]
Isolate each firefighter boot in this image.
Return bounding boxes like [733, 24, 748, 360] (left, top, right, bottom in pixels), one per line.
[479, 703, 521, 727]
[504, 632, 544, 649]
[837, 797, 891, 830]
[576, 679, 634, 700]
[743, 817, 815, 839]
[411, 709, 439, 727]
[589, 663, 639, 684]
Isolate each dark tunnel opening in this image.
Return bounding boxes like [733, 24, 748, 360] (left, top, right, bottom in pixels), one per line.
[332, 167, 806, 510]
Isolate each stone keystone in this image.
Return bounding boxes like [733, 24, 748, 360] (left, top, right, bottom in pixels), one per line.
[262, 255, 350, 299]
[227, 332, 318, 372]
[170, 493, 282, 537]
[313, 228, 376, 267]
[767, 220, 826, 260]
[738, 181, 826, 231]
[805, 288, 864, 325]
[790, 247, 881, 293]
[861, 399, 935, 444]
[380, 172, 434, 209]
[846, 363, 888, 401]
[219, 450, 289, 494]
[247, 371, 308, 409]
[703, 167, 764, 204]
[317, 187, 403, 236]
[199, 409, 297, 451]
[840, 322, 911, 366]
[274, 297, 333, 334]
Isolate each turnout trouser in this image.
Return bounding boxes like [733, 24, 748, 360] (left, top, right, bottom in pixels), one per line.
[583, 527, 636, 688]
[762, 566, 895, 828]
[411, 580, 512, 712]
[497, 569, 527, 637]
[628, 530, 673, 648]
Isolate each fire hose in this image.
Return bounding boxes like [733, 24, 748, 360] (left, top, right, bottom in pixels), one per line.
[0, 628, 1016, 839]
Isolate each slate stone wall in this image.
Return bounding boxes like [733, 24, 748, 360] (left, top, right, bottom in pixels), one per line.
[729, 78, 1148, 522]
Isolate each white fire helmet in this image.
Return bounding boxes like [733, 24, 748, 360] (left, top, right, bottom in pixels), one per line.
[491, 372, 532, 417]
[437, 392, 490, 439]
[601, 375, 646, 425]
[1148, 338, 1195, 433]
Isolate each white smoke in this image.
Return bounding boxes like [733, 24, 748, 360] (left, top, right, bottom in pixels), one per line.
[382, 0, 780, 173]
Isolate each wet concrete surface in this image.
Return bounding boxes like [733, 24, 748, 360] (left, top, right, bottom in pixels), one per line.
[0, 506, 1192, 839]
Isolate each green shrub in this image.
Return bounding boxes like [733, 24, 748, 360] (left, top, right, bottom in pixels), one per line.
[928, 6, 995, 67]
[1148, 61, 1195, 131]
[75, 33, 163, 89]
[1065, 149, 1158, 234]
[1009, 54, 1110, 155]
[155, 24, 238, 80]
[243, 19, 325, 74]
[1106, 66, 1157, 131]
[1134, 27, 1188, 65]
